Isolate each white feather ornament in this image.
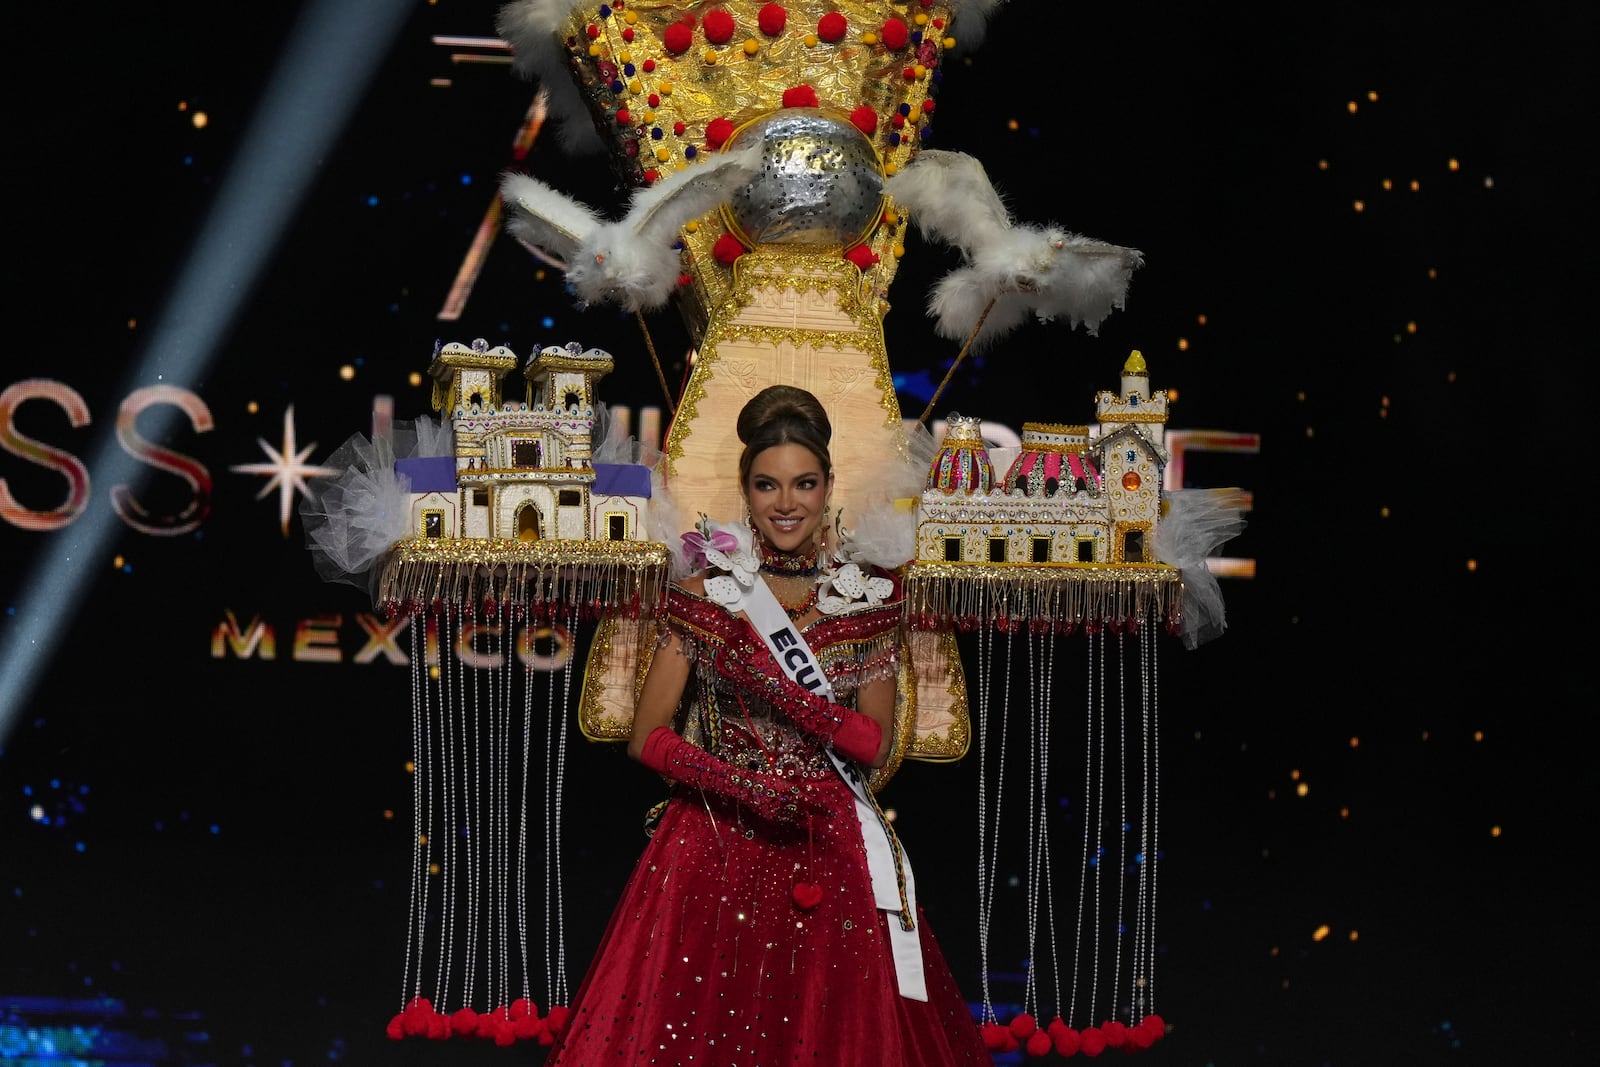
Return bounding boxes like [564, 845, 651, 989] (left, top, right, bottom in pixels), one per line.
[494, 0, 605, 155]
[886, 150, 1143, 350]
[1153, 488, 1249, 650]
[500, 145, 763, 312]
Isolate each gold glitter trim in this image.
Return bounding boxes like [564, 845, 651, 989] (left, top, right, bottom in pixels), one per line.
[905, 627, 970, 761]
[903, 563, 1182, 627]
[524, 352, 615, 377]
[1023, 422, 1089, 436]
[579, 614, 660, 742]
[376, 538, 669, 614]
[663, 249, 903, 470]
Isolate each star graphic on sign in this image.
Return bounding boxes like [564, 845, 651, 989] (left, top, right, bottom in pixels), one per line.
[230, 405, 341, 537]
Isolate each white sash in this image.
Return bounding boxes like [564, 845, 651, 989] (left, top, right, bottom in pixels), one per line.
[741, 577, 927, 1001]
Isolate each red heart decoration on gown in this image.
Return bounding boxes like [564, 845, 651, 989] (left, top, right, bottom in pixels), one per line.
[791, 882, 823, 910]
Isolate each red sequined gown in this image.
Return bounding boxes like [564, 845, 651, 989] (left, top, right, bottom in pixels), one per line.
[546, 580, 993, 1066]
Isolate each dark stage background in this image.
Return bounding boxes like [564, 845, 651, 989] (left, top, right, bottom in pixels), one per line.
[3, 2, 1593, 1065]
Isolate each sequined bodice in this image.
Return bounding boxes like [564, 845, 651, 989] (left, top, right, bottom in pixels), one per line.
[663, 578, 901, 779]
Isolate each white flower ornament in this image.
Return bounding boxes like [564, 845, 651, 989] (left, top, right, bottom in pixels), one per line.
[681, 517, 758, 610]
[815, 562, 893, 615]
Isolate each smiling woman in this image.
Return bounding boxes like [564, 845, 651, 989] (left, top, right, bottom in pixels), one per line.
[538, 383, 994, 1066]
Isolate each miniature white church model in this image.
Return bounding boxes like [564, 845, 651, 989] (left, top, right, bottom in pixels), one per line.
[398, 338, 653, 546]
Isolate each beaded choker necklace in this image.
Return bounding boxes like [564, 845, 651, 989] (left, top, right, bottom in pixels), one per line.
[756, 534, 820, 577]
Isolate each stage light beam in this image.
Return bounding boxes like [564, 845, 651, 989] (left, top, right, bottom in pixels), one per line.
[0, 0, 415, 744]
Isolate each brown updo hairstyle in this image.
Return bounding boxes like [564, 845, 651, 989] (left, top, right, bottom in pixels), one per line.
[736, 385, 833, 489]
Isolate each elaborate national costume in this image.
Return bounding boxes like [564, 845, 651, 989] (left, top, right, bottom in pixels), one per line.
[546, 525, 993, 1065]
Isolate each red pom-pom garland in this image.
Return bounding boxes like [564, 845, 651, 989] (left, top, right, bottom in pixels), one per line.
[758, 3, 787, 36]
[782, 84, 819, 108]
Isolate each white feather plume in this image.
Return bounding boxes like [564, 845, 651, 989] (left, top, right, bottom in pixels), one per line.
[945, 0, 1010, 52]
[500, 145, 763, 312]
[495, 0, 605, 155]
[886, 149, 1143, 350]
[1153, 488, 1249, 650]
[499, 171, 603, 266]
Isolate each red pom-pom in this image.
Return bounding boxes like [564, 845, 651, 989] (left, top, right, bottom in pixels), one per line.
[426, 1013, 452, 1040]
[677, 273, 695, 287]
[1000, 1031, 1020, 1053]
[713, 233, 746, 264]
[1025, 1029, 1053, 1057]
[706, 117, 735, 149]
[385, 1014, 406, 1041]
[1127, 1025, 1155, 1050]
[758, 4, 787, 35]
[643, 169, 660, 183]
[616, 108, 632, 125]
[1009, 1012, 1038, 1039]
[981, 1022, 1010, 1050]
[405, 996, 434, 1015]
[1080, 1025, 1106, 1057]
[844, 244, 879, 270]
[792, 881, 823, 909]
[849, 106, 878, 135]
[817, 12, 847, 42]
[782, 84, 819, 108]
[642, 58, 655, 72]
[622, 27, 635, 42]
[703, 9, 736, 44]
[880, 17, 909, 49]
[585, 24, 600, 40]
[449, 1007, 479, 1037]
[1050, 1021, 1081, 1057]
[902, 66, 918, 81]
[401, 1010, 430, 1037]
[476, 1013, 504, 1042]
[922, 98, 936, 114]
[512, 1013, 545, 1040]
[662, 22, 693, 52]
[1101, 1020, 1128, 1048]
[1139, 1013, 1166, 1040]
[545, 1005, 572, 1037]
[509, 998, 534, 1021]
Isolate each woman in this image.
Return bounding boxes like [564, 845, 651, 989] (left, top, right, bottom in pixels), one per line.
[546, 385, 992, 1065]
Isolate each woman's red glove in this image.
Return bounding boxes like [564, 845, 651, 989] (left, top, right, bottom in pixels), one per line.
[718, 651, 883, 764]
[638, 726, 827, 825]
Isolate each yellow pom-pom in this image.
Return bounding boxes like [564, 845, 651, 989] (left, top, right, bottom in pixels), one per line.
[642, 110, 656, 123]
[624, 10, 637, 25]
[685, 220, 700, 233]
[914, 12, 929, 25]
[618, 50, 632, 64]
[804, 33, 818, 47]
[884, 162, 898, 175]
[628, 79, 642, 94]
[704, 49, 718, 65]
[913, 64, 927, 78]
[892, 244, 906, 258]
[743, 38, 760, 55]
[588, 43, 601, 57]
[883, 208, 899, 224]
[656, 146, 671, 162]
[942, 37, 955, 49]
[907, 106, 922, 123]
[659, 82, 674, 95]
[862, 32, 879, 45]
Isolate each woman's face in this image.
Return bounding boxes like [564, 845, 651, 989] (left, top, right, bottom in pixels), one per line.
[744, 442, 832, 554]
